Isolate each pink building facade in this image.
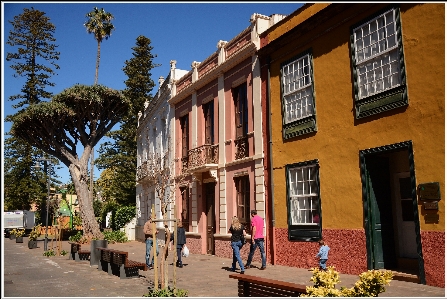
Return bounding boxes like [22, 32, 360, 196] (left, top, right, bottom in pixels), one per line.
[168, 13, 285, 261]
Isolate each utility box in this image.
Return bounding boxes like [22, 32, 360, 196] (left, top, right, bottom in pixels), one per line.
[4, 210, 35, 236]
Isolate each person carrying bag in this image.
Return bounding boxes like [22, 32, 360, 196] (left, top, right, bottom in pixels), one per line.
[170, 220, 187, 268]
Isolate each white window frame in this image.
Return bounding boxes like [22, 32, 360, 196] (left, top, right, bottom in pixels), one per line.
[353, 8, 401, 99]
[288, 164, 319, 225]
[281, 54, 314, 124]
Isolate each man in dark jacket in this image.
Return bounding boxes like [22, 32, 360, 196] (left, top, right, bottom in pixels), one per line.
[171, 220, 187, 267]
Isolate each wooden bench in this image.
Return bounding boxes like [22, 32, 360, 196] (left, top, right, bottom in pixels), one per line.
[229, 273, 308, 297]
[96, 247, 147, 279]
[68, 242, 90, 261]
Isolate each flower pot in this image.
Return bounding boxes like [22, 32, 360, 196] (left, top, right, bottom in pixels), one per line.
[9, 234, 16, 240]
[16, 236, 23, 243]
[28, 240, 38, 249]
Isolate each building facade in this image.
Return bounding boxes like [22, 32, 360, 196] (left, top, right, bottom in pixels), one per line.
[167, 13, 285, 259]
[258, 3, 444, 287]
[135, 62, 189, 241]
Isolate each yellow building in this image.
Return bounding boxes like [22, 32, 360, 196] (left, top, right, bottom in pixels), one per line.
[258, 3, 444, 287]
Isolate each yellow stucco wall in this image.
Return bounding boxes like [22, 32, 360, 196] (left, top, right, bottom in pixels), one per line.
[267, 4, 444, 231]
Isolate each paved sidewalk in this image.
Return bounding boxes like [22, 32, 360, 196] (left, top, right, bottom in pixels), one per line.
[3, 237, 445, 297]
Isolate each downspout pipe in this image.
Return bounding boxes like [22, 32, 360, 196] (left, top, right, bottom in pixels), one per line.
[266, 56, 276, 265]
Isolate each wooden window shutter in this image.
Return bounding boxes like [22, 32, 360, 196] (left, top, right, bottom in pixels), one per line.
[204, 101, 214, 145]
[181, 115, 189, 157]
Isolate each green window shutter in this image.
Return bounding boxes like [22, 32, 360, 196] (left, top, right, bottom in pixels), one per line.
[280, 49, 317, 140]
[286, 159, 322, 241]
[350, 5, 408, 119]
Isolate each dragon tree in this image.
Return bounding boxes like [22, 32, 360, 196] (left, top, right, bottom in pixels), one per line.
[10, 84, 130, 240]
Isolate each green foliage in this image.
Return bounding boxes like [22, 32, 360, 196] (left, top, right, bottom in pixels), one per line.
[10, 229, 18, 236]
[43, 249, 55, 256]
[29, 225, 42, 241]
[113, 205, 136, 230]
[103, 230, 128, 243]
[15, 229, 25, 237]
[68, 231, 83, 242]
[73, 215, 83, 226]
[60, 250, 68, 256]
[143, 286, 188, 297]
[84, 7, 114, 85]
[93, 200, 103, 217]
[350, 269, 394, 297]
[6, 7, 60, 109]
[300, 266, 393, 297]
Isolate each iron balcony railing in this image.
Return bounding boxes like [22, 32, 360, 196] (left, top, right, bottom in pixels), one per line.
[181, 144, 218, 172]
[136, 153, 169, 181]
[234, 136, 249, 160]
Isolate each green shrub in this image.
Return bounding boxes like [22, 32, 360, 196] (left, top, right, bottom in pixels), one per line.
[73, 215, 82, 226]
[143, 286, 188, 297]
[113, 205, 136, 230]
[43, 249, 55, 257]
[68, 230, 85, 243]
[60, 250, 68, 256]
[103, 230, 128, 243]
[29, 225, 42, 241]
[300, 266, 393, 297]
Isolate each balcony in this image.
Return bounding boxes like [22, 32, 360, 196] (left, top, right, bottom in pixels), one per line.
[136, 160, 154, 182]
[234, 136, 249, 160]
[181, 144, 218, 172]
[136, 153, 168, 182]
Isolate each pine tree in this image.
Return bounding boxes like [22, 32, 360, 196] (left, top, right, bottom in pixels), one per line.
[5, 7, 60, 213]
[96, 35, 157, 206]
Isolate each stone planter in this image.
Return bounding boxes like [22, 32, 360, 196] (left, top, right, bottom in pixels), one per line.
[9, 234, 16, 240]
[28, 240, 38, 249]
[16, 236, 23, 243]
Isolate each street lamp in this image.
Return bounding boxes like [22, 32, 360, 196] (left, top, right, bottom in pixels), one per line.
[33, 157, 53, 251]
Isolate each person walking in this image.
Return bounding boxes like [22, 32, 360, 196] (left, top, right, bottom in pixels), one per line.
[143, 217, 159, 270]
[245, 210, 267, 270]
[170, 220, 187, 268]
[316, 239, 330, 271]
[228, 216, 247, 274]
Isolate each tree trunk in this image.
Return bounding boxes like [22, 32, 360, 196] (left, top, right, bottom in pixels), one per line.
[95, 41, 100, 85]
[90, 148, 94, 205]
[69, 162, 103, 240]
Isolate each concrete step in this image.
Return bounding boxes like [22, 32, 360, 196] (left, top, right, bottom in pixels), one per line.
[391, 270, 420, 284]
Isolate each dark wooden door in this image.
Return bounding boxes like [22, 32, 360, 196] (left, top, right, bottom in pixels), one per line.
[366, 156, 396, 269]
[205, 182, 216, 255]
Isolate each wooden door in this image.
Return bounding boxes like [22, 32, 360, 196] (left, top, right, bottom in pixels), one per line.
[205, 182, 216, 255]
[365, 156, 396, 269]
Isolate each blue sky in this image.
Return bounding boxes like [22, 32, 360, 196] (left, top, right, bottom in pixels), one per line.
[2, 1, 303, 185]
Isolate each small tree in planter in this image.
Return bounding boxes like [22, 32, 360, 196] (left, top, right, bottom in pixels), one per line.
[9, 228, 17, 240]
[28, 225, 42, 249]
[15, 229, 25, 243]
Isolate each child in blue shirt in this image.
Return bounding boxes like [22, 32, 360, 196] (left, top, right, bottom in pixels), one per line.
[316, 240, 330, 271]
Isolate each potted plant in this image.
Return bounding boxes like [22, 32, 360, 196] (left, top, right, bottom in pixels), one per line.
[28, 225, 41, 249]
[9, 229, 17, 240]
[15, 229, 25, 243]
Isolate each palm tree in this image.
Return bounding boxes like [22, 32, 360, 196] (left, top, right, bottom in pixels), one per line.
[84, 7, 115, 85]
[84, 7, 115, 205]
